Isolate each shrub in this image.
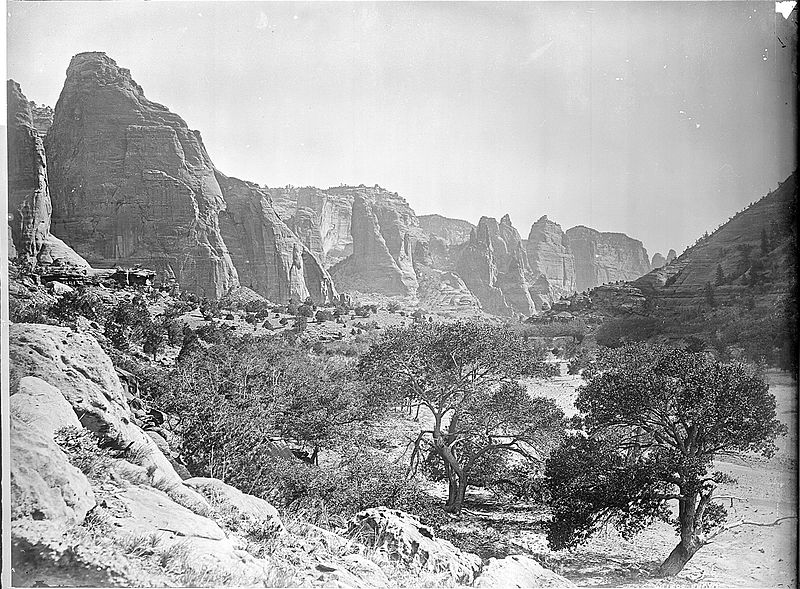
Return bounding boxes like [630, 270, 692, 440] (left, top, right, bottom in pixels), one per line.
[54, 426, 113, 483]
[315, 309, 334, 323]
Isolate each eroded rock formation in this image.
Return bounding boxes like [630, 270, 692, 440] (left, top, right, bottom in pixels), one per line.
[7, 80, 52, 267]
[455, 216, 536, 316]
[418, 214, 475, 246]
[331, 188, 423, 297]
[45, 52, 239, 298]
[566, 225, 651, 292]
[651, 252, 667, 269]
[216, 173, 336, 304]
[272, 187, 354, 267]
[526, 215, 576, 307]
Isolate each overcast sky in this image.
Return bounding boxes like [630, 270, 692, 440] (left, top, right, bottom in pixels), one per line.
[7, 1, 797, 257]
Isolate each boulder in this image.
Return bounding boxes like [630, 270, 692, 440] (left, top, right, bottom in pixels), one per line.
[473, 555, 575, 588]
[10, 376, 81, 440]
[10, 420, 95, 524]
[347, 507, 481, 585]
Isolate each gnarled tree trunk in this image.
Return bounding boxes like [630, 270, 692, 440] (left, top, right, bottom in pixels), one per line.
[656, 491, 705, 576]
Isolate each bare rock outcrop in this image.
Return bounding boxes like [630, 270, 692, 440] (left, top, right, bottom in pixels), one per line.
[526, 215, 576, 308]
[666, 249, 677, 264]
[273, 187, 355, 267]
[634, 173, 796, 307]
[418, 214, 475, 246]
[474, 555, 575, 588]
[11, 420, 96, 524]
[456, 215, 535, 316]
[7, 80, 52, 267]
[347, 507, 481, 585]
[331, 190, 420, 297]
[216, 173, 336, 304]
[651, 252, 667, 269]
[9, 323, 209, 515]
[566, 225, 651, 292]
[30, 102, 54, 135]
[45, 52, 239, 298]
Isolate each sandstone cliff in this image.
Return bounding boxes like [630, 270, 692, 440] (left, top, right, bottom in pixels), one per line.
[454, 216, 536, 316]
[331, 191, 420, 297]
[417, 214, 475, 247]
[651, 252, 667, 269]
[30, 102, 54, 135]
[566, 226, 651, 292]
[270, 187, 354, 267]
[216, 173, 336, 304]
[7, 80, 52, 267]
[45, 52, 239, 298]
[525, 215, 576, 305]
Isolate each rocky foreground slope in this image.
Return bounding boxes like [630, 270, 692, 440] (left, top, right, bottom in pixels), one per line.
[8, 321, 572, 588]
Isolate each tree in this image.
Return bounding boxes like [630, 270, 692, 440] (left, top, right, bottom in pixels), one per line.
[359, 321, 562, 513]
[714, 264, 725, 286]
[146, 333, 371, 490]
[760, 227, 771, 254]
[546, 344, 785, 576]
[703, 282, 716, 308]
[143, 324, 165, 360]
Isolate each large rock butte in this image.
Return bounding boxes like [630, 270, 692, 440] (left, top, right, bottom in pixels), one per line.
[565, 225, 651, 292]
[45, 52, 239, 298]
[456, 215, 535, 316]
[526, 215, 577, 306]
[331, 187, 423, 297]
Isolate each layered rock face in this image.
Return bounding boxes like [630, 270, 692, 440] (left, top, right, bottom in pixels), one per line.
[216, 173, 336, 304]
[30, 103, 54, 135]
[418, 214, 475, 246]
[566, 226, 651, 292]
[526, 215, 576, 302]
[455, 216, 536, 316]
[7, 80, 52, 267]
[331, 192, 420, 297]
[45, 52, 239, 298]
[271, 187, 354, 267]
[634, 173, 796, 307]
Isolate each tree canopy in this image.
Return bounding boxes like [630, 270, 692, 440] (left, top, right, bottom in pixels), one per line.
[547, 343, 785, 576]
[359, 320, 563, 513]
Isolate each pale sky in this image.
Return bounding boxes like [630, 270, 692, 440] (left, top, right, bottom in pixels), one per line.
[7, 1, 797, 257]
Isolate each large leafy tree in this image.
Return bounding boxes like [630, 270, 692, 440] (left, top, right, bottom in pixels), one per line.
[359, 320, 563, 514]
[546, 343, 786, 576]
